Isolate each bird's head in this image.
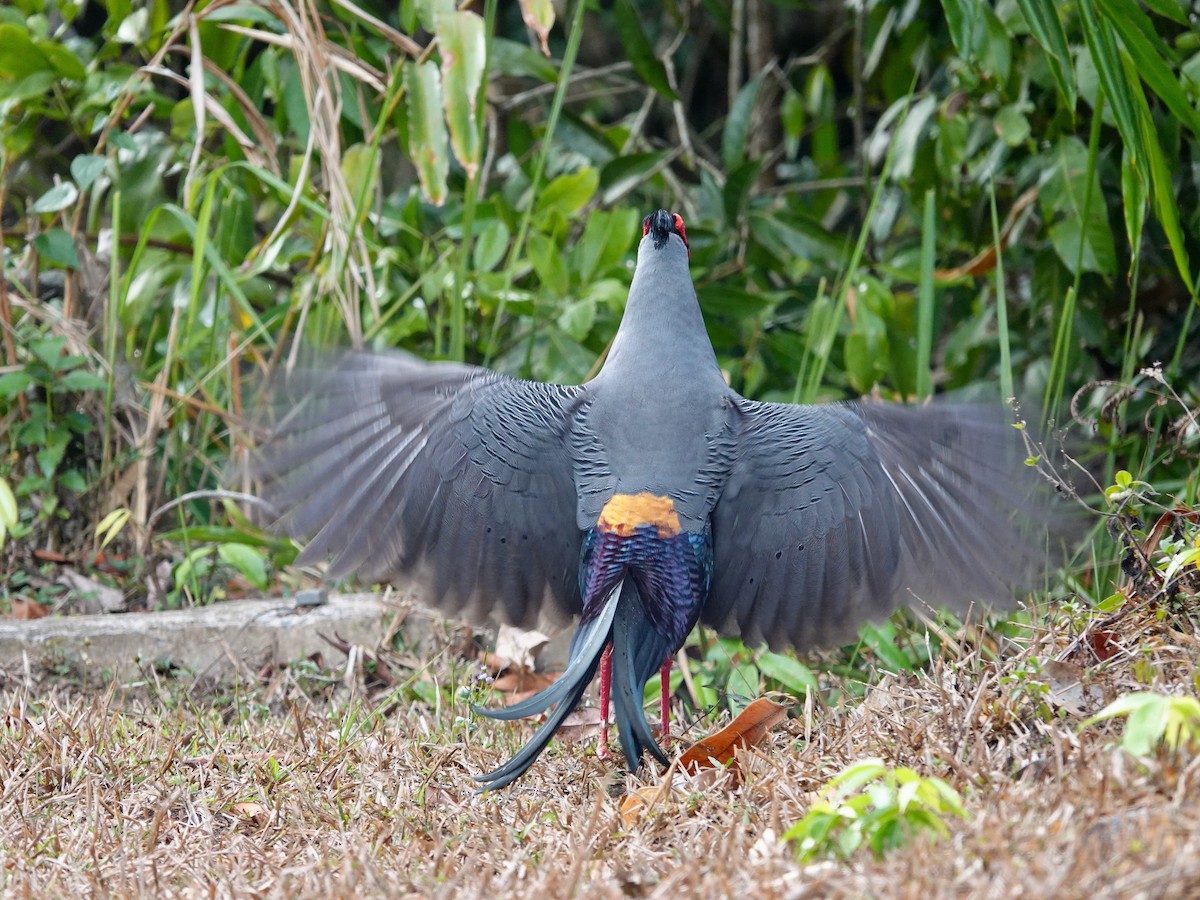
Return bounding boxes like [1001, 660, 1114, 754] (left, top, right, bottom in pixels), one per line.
[641, 209, 690, 259]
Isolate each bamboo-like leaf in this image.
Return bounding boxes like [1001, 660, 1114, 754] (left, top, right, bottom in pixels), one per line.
[939, 0, 1011, 84]
[1095, 0, 1200, 140]
[722, 73, 764, 169]
[1128, 52, 1195, 291]
[613, 0, 678, 101]
[1120, 143, 1147, 258]
[1012, 0, 1076, 111]
[1141, 0, 1190, 24]
[438, 10, 485, 178]
[1078, 0, 1193, 289]
[404, 61, 449, 206]
[1077, 0, 1141, 160]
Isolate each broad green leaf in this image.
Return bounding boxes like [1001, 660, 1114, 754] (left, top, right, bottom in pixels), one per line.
[536, 167, 598, 219]
[31, 182, 79, 214]
[0, 24, 52, 80]
[36, 428, 71, 478]
[404, 61, 449, 206]
[527, 231, 569, 295]
[0, 370, 33, 399]
[890, 94, 938, 179]
[599, 152, 667, 205]
[414, 0, 454, 32]
[341, 143, 379, 210]
[37, 38, 85, 81]
[757, 651, 818, 695]
[489, 36, 558, 82]
[613, 0, 679, 101]
[994, 104, 1031, 145]
[806, 64, 838, 167]
[472, 219, 510, 272]
[1141, 0, 1189, 24]
[722, 73, 764, 168]
[56, 370, 108, 392]
[33, 228, 80, 269]
[438, 10, 485, 178]
[1040, 137, 1116, 276]
[0, 70, 57, 109]
[217, 543, 269, 590]
[576, 208, 639, 283]
[1013, 0, 1077, 111]
[556, 298, 595, 341]
[70, 154, 107, 191]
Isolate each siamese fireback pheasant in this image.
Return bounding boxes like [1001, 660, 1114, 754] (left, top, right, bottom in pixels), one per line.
[259, 209, 1050, 790]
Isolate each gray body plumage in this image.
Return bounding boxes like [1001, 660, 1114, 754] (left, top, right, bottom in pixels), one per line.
[258, 209, 1050, 786]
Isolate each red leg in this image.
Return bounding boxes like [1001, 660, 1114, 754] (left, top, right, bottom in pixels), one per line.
[597, 644, 613, 759]
[659, 658, 672, 743]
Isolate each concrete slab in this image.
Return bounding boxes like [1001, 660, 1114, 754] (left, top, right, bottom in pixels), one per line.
[0, 592, 452, 684]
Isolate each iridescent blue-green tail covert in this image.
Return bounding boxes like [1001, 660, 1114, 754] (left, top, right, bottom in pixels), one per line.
[258, 210, 1054, 790]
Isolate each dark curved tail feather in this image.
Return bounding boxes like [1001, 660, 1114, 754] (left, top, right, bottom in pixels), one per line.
[611, 580, 672, 770]
[472, 584, 620, 792]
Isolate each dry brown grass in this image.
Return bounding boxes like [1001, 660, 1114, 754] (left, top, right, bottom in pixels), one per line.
[3, 594, 1200, 898]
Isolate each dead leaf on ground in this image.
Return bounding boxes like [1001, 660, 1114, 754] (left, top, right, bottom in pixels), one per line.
[678, 697, 790, 778]
[58, 569, 125, 613]
[231, 801, 270, 826]
[619, 697, 791, 828]
[479, 649, 562, 703]
[493, 670, 561, 704]
[556, 707, 607, 743]
[494, 624, 551, 671]
[8, 598, 49, 620]
[619, 760, 679, 828]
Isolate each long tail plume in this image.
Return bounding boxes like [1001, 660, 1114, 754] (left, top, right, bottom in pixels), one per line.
[471, 583, 621, 792]
[610, 580, 672, 770]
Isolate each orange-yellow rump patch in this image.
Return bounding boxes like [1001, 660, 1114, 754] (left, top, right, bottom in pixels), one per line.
[598, 492, 681, 538]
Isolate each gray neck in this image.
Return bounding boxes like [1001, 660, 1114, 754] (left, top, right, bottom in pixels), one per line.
[598, 233, 722, 384]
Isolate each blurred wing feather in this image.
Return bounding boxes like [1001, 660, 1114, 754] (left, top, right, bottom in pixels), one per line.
[257, 351, 586, 629]
[705, 399, 1045, 651]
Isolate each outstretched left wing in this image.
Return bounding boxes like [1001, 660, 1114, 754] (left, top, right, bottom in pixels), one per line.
[704, 398, 1046, 651]
[255, 351, 589, 630]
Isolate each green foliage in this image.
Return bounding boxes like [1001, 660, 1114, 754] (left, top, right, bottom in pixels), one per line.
[1, 0, 1197, 618]
[0, 335, 104, 533]
[783, 759, 968, 861]
[1082, 692, 1200, 756]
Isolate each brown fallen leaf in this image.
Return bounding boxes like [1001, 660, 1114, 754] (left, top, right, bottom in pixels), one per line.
[678, 697, 790, 778]
[619, 759, 680, 828]
[8, 598, 50, 620]
[492, 669, 561, 701]
[556, 706, 607, 743]
[620, 698, 791, 827]
[479, 648, 562, 703]
[231, 801, 270, 826]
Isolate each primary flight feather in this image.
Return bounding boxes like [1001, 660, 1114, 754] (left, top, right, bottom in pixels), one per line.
[258, 209, 1050, 790]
